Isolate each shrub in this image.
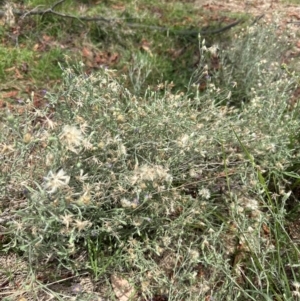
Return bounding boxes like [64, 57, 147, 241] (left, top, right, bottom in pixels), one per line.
[2, 23, 300, 300]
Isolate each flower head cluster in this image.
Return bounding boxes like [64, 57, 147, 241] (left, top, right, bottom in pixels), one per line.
[59, 125, 84, 154]
[43, 169, 70, 194]
[129, 164, 172, 185]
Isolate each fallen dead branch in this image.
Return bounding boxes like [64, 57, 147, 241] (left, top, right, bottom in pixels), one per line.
[0, 0, 263, 36]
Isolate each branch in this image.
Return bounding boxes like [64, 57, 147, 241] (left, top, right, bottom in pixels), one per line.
[127, 19, 243, 36]
[0, 1, 246, 36]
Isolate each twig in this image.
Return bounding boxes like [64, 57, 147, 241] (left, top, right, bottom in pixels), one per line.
[127, 19, 243, 36]
[250, 14, 265, 26]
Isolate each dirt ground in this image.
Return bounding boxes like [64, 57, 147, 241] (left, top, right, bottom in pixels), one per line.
[196, 0, 300, 20]
[196, 0, 300, 38]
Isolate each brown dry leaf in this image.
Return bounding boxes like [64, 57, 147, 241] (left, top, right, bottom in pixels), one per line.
[168, 47, 185, 59]
[262, 223, 270, 235]
[202, 3, 224, 11]
[2, 90, 19, 98]
[141, 39, 153, 57]
[5, 66, 15, 73]
[109, 52, 119, 64]
[94, 52, 105, 65]
[141, 45, 153, 56]
[111, 274, 135, 301]
[288, 12, 300, 20]
[33, 43, 40, 51]
[42, 34, 52, 42]
[15, 68, 23, 79]
[112, 4, 125, 10]
[82, 46, 94, 61]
